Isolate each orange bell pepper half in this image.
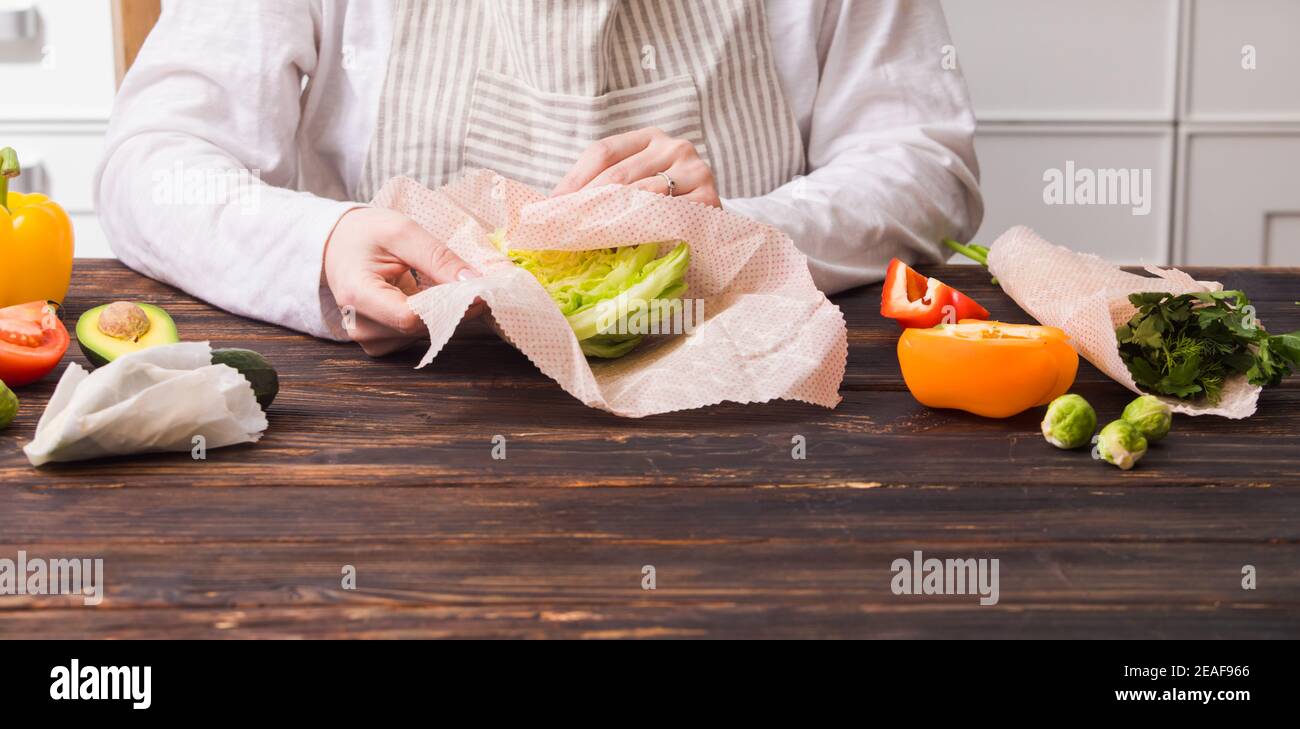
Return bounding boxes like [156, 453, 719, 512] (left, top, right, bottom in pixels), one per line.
[880, 258, 990, 329]
[897, 320, 1079, 419]
[0, 147, 75, 308]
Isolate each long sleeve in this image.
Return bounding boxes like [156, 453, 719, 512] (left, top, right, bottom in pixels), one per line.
[726, 0, 983, 294]
[94, 0, 357, 340]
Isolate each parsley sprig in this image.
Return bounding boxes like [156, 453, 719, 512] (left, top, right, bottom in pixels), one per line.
[1116, 291, 1300, 403]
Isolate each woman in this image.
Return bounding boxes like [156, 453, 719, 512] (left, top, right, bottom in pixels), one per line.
[96, 0, 982, 355]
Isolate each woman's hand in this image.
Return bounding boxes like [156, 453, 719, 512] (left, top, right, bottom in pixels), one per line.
[324, 207, 481, 356]
[552, 127, 721, 208]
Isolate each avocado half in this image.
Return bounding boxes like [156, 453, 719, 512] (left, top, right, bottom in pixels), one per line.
[76, 302, 180, 368]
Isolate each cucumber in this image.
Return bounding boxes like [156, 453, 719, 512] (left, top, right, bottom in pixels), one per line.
[211, 348, 279, 410]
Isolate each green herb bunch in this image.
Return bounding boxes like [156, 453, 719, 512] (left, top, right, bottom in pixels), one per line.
[1116, 291, 1300, 403]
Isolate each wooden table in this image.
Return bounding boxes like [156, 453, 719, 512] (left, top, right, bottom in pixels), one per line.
[1, 261, 1297, 638]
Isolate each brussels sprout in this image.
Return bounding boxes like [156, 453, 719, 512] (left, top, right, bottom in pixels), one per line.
[1094, 419, 1148, 470]
[1121, 394, 1173, 442]
[1041, 394, 1097, 449]
[0, 380, 16, 431]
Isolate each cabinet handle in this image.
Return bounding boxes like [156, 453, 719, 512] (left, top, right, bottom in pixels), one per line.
[9, 160, 47, 195]
[0, 5, 38, 43]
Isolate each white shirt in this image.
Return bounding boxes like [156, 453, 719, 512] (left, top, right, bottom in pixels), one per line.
[95, 0, 982, 340]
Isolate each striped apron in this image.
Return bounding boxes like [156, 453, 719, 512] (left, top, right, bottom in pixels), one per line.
[357, 0, 806, 201]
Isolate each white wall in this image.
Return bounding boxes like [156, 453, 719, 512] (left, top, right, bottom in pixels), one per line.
[943, 0, 1300, 265]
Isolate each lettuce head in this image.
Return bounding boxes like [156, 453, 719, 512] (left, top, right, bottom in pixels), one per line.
[492, 231, 690, 358]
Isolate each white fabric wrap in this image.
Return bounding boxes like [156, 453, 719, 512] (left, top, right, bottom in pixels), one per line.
[24, 342, 268, 466]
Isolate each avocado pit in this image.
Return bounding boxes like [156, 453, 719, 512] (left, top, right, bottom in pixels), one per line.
[97, 301, 153, 342]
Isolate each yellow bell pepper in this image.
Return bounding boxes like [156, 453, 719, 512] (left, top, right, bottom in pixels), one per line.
[898, 320, 1079, 418]
[1, 147, 75, 307]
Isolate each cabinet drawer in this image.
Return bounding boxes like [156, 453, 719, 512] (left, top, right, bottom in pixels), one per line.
[970, 126, 1173, 264]
[940, 0, 1179, 121]
[1178, 130, 1300, 265]
[1184, 0, 1300, 120]
[0, 0, 117, 121]
[70, 213, 113, 259]
[0, 127, 106, 213]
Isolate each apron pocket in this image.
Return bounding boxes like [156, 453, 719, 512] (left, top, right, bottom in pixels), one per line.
[464, 68, 710, 192]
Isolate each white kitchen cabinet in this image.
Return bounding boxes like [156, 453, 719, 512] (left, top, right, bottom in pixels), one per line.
[0, 0, 117, 121]
[1177, 127, 1300, 265]
[940, 0, 1180, 121]
[971, 125, 1174, 265]
[1266, 216, 1300, 266]
[1, 125, 106, 214]
[945, 0, 1300, 265]
[69, 212, 113, 258]
[1, 124, 115, 257]
[0, 0, 116, 257]
[1182, 0, 1300, 121]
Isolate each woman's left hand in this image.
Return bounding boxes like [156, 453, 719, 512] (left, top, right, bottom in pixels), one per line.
[552, 127, 721, 208]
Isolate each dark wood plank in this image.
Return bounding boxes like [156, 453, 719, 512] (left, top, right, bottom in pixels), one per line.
[2, 387, 1289, 483]
[5, 603, 1295, 640]
[3, 485, 1298, 544]
[1, 540, 1294, 639]
[5, 385, 1297, 488]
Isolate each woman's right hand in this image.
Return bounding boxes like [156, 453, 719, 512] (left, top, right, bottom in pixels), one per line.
[323, 207, 481, 356]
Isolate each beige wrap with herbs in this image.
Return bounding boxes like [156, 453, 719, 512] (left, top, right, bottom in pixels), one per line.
[985, 226, 1295, 419]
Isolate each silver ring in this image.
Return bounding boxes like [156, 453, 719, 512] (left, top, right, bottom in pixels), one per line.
[656, 171, 676, 197]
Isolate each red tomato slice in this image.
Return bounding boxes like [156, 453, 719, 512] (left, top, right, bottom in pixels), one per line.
[0, 300, 71, 387]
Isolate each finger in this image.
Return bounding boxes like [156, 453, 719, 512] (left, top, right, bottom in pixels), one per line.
[552, 127, 662, 196]
[582, 143, 677, 191]
[350, 275, 428, 336]
[680, 185, 722, 207]
[661, 158, 720, 206]
[348, 311, 418, 357]
[395, 270, 420, 295]
[630, 173, 673, 196]
[630, 158, 710, 197]
[351, 291, 484, 356]
[388, 223, 479, 285]
[359, 336, 419, 357]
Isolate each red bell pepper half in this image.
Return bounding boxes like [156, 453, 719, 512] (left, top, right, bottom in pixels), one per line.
[880, 258, 990, 329]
